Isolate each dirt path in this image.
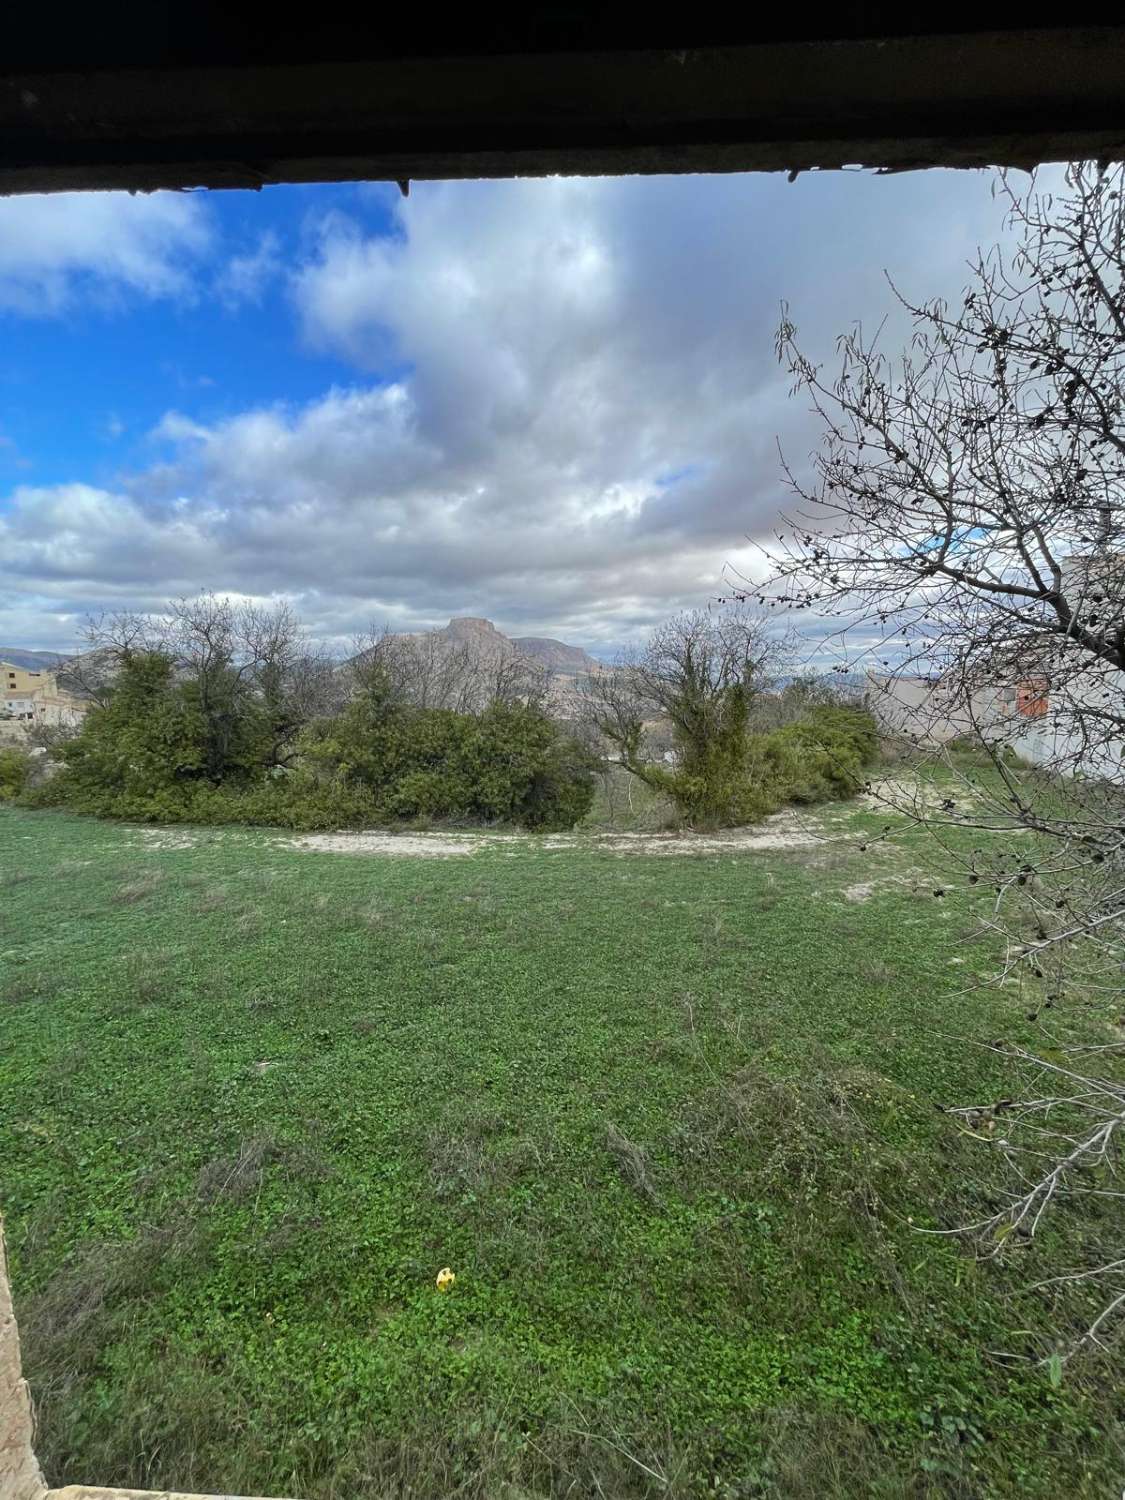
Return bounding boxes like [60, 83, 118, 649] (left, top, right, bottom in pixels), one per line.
[287, 808, 828, 859]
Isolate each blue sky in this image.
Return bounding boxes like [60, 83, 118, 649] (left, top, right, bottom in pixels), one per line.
[0, 169, 1015, 654]
[0, 185, 398, 488]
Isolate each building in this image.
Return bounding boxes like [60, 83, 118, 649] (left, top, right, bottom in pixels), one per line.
[868, 665, 1125, 778]
[28, 690, 89, 729]
[0, 663, 90, 730]
[864, 673, 998, 745]
[2, 663, 48, 697]
[2, 693, 37, 721]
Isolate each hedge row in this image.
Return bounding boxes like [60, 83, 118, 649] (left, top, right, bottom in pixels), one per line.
[26, 659, 597, 832]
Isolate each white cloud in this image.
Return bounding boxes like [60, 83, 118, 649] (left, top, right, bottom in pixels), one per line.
[3, 170, 1017, 653]
[215, 230, 282, 309]
[0, 192, 211, 315]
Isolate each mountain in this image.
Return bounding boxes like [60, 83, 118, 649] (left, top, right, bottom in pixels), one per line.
[0, 648, 66, 670]
[510, 636, 604, 674]
[344, 618, 608, 719]
[398, 618, 605, 677]
[438, 617, 512, 654]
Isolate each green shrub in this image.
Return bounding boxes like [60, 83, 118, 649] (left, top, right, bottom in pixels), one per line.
[57, 652, 209, 798]
[25, 771, 382, 831]
[806, 705, 881, 763]
[29, 646, 867, 836]
[946, 731, 1026, 768]
[763, 706, 878, 805]
[640, 706, 880, 830]
[301, 694, 595, 831]
[34, 661, 596, 835]
[0, 748, 29, 801]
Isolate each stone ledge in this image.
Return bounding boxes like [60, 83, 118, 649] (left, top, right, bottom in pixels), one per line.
[1, 1223, 47, 1500]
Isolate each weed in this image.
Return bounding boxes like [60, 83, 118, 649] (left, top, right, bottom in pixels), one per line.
[122, 947, 176, 1006]
[196, 1136, 286, 1203]
[193, 882, 231, 913]
[235, 905, 264, 938]
[859, 956, 899, 985]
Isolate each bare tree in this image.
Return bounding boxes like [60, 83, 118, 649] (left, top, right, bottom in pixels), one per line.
[753, 162, 1125, 1351]
[584, 607, 786, 827]
[59, 610, 154, 707]
[76, 593, 339, 772]
[231, 599, 342, 764]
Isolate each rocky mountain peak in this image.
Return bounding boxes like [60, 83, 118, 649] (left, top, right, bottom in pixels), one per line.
[442, 617, 507, 643]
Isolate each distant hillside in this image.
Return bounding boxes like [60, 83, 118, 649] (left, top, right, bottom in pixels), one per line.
[5, 628, 608, 681]
[343, 618, 609, 719]
[511, 636, 603, 674]
[0, 648, 66, 671]
[374, 618, 606, 679]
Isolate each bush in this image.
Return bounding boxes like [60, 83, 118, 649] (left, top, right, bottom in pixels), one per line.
[33, 665, 596, 835]
[28, 644, 866, 836]
[639, 706, 881, 830]
[57, 652, 209, 798]
[946, 731, 1027, 768]
[0, 748, 29, 801]
[763, 706, 879, 805]
[25, 771, 382, 832]
[301, 695, 595, 831]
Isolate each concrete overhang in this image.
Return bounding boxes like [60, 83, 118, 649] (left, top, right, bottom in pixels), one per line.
[3, 12, 1125, 194]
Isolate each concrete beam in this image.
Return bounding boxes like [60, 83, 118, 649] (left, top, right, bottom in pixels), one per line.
[2, 27, 1125, 194]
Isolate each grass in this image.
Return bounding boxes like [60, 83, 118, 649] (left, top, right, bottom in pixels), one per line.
[1, 794, 1122, 1499]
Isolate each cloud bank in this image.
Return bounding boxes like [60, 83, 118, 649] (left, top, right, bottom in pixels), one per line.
[1, 170, 1009, 653]
[0, 192, 211, 315]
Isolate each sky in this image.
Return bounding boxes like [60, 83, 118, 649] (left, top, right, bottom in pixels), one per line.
[0, 168, 1018, 657]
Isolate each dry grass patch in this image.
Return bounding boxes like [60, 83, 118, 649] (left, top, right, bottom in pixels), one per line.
[605, 1122, 663, 1208]
[195, 1136, 286, 1203]
[858, 956, 900, 985]
[123, 947, 177, 1004]
[425, 1115, 544, 1202]
[16, 1219, 203, 1410]
[196, 1134, 333, 1205]
[2, 966, 61, 1004]
[192, 881, 232, 913]
[115, 868, 167, 904]
[234, 905, 264, 938]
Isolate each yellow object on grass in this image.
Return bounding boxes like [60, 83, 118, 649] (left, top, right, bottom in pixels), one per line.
[436, 1266, 456, 1292]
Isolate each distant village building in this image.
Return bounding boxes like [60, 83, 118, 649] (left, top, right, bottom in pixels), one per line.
[3, 663, 48, 697]
[867, 552, 1125, 780]
[29, 688, 90, 728]
[2, 693, 37, 721]
[864, 673, 984, 745]
[865, 668, 1125, 775]
[0, 662, 89, 730]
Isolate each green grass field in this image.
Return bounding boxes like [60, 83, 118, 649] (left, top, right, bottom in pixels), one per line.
[1, 797, 1121, 1498]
